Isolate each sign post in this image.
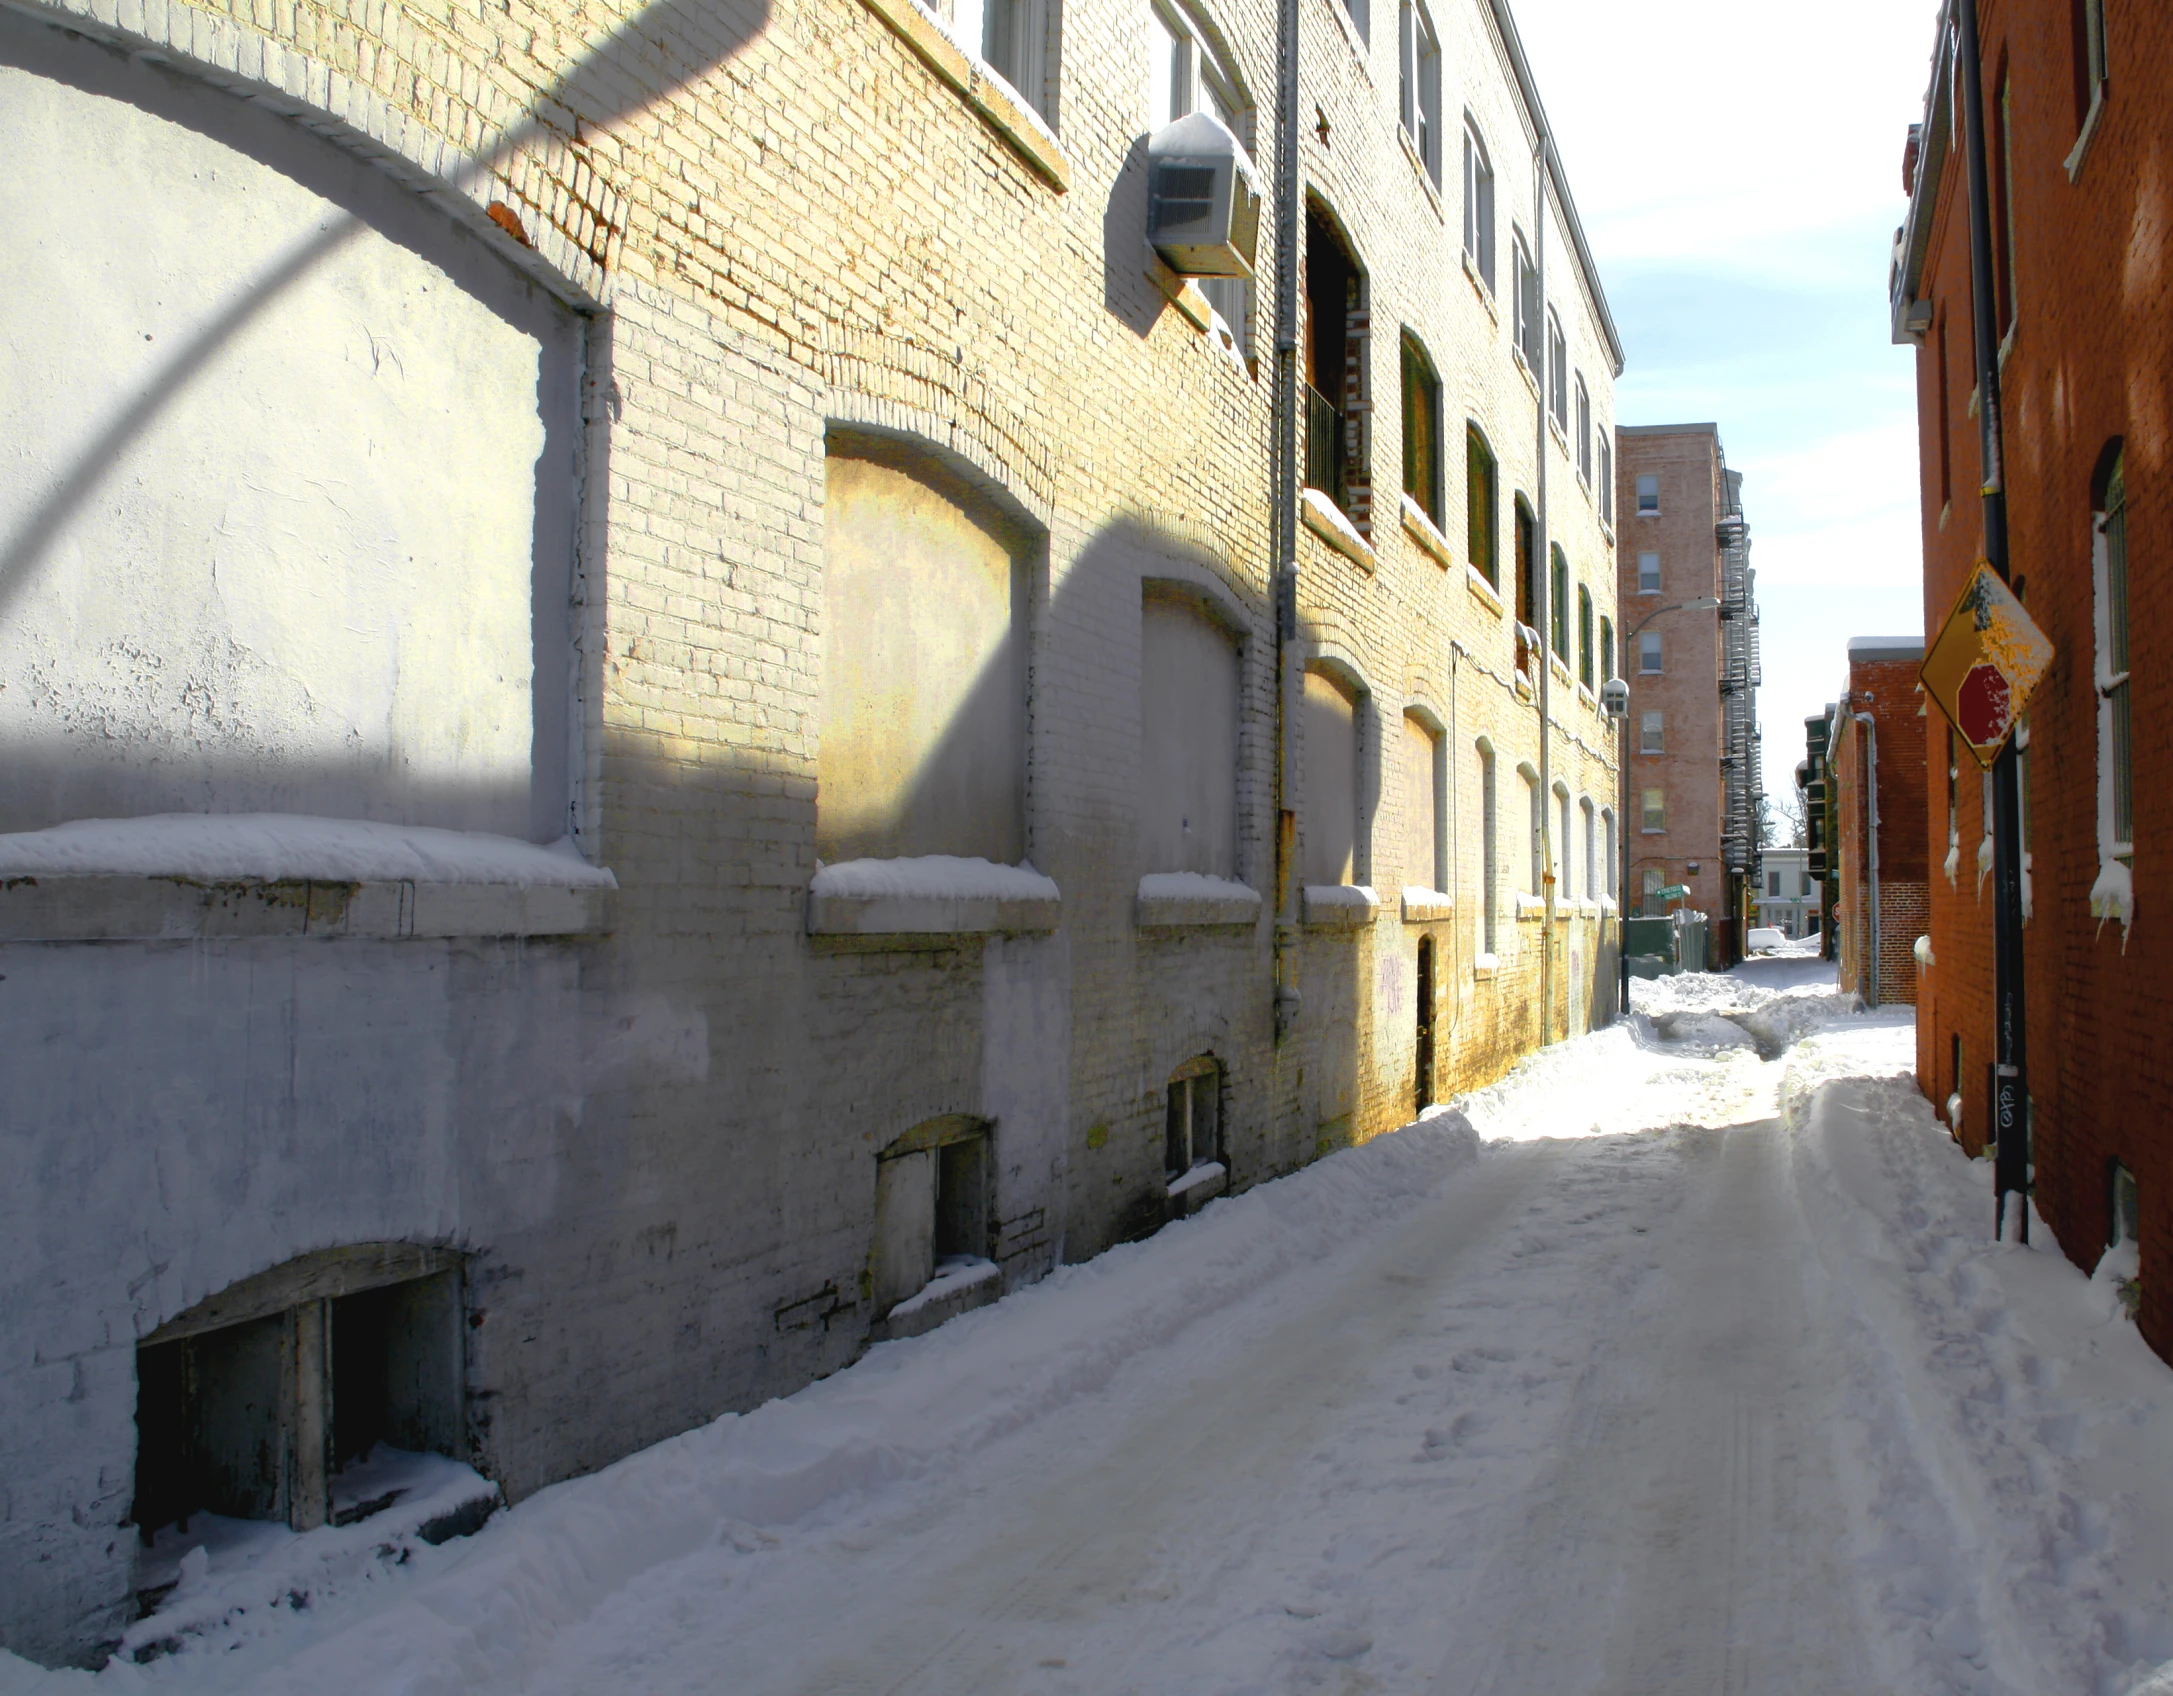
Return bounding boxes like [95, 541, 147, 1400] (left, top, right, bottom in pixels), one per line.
[1952, 0, 2041, 1242]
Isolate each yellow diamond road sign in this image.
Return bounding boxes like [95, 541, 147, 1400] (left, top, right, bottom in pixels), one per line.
[1920, 562, 2054, 768]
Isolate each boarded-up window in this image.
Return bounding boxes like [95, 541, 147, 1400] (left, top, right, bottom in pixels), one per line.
[1140, 591, 1240, 878]
[1303, 670, 1361, 885]
[820, 440, 1027, 864]
[1403, 715, 1441, 890]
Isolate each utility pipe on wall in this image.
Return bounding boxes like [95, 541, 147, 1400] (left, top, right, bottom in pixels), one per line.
[1852, 704, 1881, 1011]
[1268, 0, 1301, 1043]
[1531, 125, 1554, 1045]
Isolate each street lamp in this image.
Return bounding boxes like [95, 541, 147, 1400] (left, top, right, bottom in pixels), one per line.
[1608, 596, 1721, 1019]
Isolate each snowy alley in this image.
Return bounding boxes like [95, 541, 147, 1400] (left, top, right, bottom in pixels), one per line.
[8, 956, 2173, 1696]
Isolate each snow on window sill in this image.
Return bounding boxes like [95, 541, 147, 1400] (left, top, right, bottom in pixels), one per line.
[1401, 887, 1455, 923]
[1465, 563, 1505, 616]
[1914, 934, 1934, 968]
[1943, 840, 1960, 886]
[876, 1255, 1004, 1341]
[808, 856, 1062, 937]
[2090, 858, 2134, 949]
[1166, 1159, 1227, 1214]
[1472, 951, 1499, 980]
[1400, 496, 1455, 569]
[1461, 249, 1498, 322]
[1514, 893, 1547, 921]
[1301, 487, 1376, 571]
[1136, 872, 1262, 929]
[1302, 883, 1381, 928]
[854, 0, 1071, 190]
[0, 814, 615, 942]
[1397, 124, 1444, 220]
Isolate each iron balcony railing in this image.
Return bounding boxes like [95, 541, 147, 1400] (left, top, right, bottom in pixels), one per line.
[1305, 383, 1347, 511]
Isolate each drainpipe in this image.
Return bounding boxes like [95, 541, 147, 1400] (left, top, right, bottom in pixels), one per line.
[1269, 0, 1301, 1043]
[1852, 703, 1880, 1010]
[1531, 128, 1554, 1044]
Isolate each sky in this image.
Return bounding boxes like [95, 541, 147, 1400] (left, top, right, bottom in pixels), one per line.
[1509, 0, 1944, 828]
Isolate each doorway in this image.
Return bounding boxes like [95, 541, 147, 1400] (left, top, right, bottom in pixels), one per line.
[1415, 936, 1436, 1111]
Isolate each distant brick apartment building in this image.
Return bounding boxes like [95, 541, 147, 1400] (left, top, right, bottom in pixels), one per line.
[1612, 424, 1762, 965]
[1892, 0, 2168, 1354]
[0, 0, 1627, 1661]
[1826, 640, 1928, 1008]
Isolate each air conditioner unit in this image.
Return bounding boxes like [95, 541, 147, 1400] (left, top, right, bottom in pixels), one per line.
[1147, 111, 1261, 279]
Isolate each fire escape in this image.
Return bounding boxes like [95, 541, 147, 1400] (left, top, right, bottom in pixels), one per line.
[1716, 469, 1762, 899]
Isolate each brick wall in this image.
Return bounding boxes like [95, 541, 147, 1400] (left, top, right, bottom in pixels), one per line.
[0, 0, 1634, 1660]
[1897, 0, 2173, 1357]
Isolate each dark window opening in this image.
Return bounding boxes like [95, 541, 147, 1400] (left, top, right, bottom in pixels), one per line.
[131, 1252, 466, 1561]
[1549, 544, 1571, 658]
[934, 1134, 992, 1264]
[1513, 496, 1536, 630]
[1401, 333, 1444, 529]
[1305, 207, 1369, 529]
[1166, 1057, 1224, 1177]
[1466, 426, 1499, 588]
[1415, 937, 1436, 1111]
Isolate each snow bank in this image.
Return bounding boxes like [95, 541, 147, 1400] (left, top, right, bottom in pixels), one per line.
[812, 856, 1059, 902]
[1783, 1043, 2173, 1696]
[0, 815, 614, 887]
[59, 1106, 1483, 1693]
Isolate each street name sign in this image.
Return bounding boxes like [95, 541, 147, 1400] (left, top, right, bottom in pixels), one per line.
[1920, 561, 2054, 767]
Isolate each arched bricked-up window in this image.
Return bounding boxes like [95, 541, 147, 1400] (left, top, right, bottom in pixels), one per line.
[1476, 738, 1499, 953]
[1578, 585, 1595, 689]
[1462, 119, 1495, 289]
[819, 433, 1031, 866]
[1139, 586, 1241, 878]
[1513, 495, 1536, 630]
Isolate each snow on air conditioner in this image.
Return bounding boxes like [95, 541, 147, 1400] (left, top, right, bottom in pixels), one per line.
[1146, 111, 1261, 280]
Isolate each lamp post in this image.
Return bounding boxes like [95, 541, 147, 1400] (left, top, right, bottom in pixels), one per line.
[1609, 596, 1722, 1020]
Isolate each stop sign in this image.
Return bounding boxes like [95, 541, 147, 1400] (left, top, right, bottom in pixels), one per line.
[1956, 661, 2013, 747]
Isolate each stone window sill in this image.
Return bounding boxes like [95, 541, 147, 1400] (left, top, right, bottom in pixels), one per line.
[856, 0, 1071, 191]
[0, 815, 615, 941]
[1401, 495, 1455, 569]
[1472, 951, 1499, 980]
[1398, 125, 1444, 219]
[1466, 563, 1505, 616]
[1136, 873, 1262, 929]
[1144, 244, 1214, 331]
[1463, 250, 1498, 321]
[806, 856, 1062, 936]
[1302, 884, 1381, 928]
[1302, 488, 1377, 571]
[1401, 887, 1455, 923]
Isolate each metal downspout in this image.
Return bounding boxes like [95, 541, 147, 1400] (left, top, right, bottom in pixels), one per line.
[1854, 709, 1880, 1010]
[1532, 129, 1554, 1043]
[1269, 0, 1302, 1044]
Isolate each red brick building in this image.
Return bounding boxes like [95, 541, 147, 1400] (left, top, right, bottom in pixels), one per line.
[1613, 424, 1762, 964]
[1828, 641, 1928, 1009]
[1891, 0, 2166, 1352]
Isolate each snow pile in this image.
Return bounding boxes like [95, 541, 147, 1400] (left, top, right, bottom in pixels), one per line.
[0, 815, 614, 887]
[812, 856, 1059, 902]
[1914, 934, 1934, 967]
[19, 1110, 1481, 1693]
[1784, 1037, 2173, 1696]
[117, 1451, 498, 1668]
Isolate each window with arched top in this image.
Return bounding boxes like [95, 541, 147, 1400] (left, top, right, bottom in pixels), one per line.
[1578, 585, 1595, 689]
[1401, 333, 1444, 530]
[820, 434, 1032, 866]
[1467, 425, 1500, 589]
[1476, 739, 1499, 954]
[1139, 586, 1241, 878]
[1304, 666, 1365, 885]
[1462, 120, 1495, 289]
[1165, 1055, 1223, 1178]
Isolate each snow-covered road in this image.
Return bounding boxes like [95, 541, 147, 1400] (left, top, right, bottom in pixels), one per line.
[12, 958, 2173, 1696]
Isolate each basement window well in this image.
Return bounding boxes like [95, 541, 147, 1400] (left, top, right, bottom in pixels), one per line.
[871, 1118, 1002, 1338]
[130, 1246, 491, 1612]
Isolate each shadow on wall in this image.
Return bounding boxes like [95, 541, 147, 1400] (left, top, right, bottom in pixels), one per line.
[0, 0, 773, 627]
